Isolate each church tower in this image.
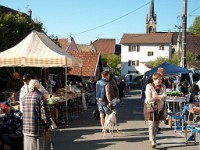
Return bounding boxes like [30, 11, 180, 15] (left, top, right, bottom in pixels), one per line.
[146, 0, 157, 33]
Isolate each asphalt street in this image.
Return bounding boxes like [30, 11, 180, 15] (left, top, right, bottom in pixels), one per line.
[50, 89, 200, 150]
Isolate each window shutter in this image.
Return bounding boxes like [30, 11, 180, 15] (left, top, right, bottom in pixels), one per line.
[162, 45, 164, 50]
[128, 45, 131, 52]
[128, 60, 131, 66]
[137, 45, 140, 52]
[136, 60, 139, 66]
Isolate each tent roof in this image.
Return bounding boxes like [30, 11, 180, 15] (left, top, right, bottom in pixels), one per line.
[0, 30, 82, 67]
[145, 62, 191, 76]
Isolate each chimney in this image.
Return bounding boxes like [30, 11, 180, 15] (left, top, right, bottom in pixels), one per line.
[27, 9, 32, 19]
[68, 35, 72, 43]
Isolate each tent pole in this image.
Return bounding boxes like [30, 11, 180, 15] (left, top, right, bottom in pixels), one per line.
[65, 67, 68, 124]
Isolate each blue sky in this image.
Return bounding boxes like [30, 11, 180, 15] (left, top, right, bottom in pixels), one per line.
[1, 0, 200, 44]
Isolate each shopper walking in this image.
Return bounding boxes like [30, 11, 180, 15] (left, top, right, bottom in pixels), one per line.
[96, 71, 111, 132]
[144, 72, 167, 148]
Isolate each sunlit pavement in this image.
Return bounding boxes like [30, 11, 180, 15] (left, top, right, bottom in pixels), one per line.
[50, 89, 200, 150]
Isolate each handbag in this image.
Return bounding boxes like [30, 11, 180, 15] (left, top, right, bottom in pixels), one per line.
[146, 101, 158, 113]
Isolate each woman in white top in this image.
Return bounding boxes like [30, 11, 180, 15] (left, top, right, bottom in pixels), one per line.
[144, 72, 167, 148]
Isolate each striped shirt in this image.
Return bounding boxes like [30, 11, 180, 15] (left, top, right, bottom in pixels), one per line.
[22, 90, 52, 136]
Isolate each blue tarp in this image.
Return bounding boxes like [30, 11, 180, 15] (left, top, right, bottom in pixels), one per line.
[141, 62, 192, 101]
[144, 62, 191, 76]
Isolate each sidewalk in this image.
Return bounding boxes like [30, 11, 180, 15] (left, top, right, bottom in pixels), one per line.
[50, 89, 199, 150]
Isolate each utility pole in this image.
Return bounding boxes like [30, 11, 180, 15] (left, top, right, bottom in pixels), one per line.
[181, 0, 187, 68]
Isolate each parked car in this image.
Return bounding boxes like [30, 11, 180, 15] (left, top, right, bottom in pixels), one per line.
[132, 75, 143, 88]
[125, 74, 137, 87]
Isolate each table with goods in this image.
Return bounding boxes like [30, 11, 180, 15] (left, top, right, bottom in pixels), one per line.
[165, 90, 186, 129]
[47, 88, 82, 126]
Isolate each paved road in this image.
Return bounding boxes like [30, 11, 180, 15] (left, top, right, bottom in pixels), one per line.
[50, 89, 199, 150]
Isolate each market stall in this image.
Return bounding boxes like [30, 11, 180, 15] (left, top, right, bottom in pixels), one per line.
[0, 30, 82, 122]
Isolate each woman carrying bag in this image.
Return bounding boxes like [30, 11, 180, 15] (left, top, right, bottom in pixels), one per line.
[144, 72, 167, 148]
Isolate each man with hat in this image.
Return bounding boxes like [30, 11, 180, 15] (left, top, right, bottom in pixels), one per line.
[0, 102, 23, 149]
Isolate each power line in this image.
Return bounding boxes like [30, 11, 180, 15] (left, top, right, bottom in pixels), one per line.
[67, 2, 150, 37]
[188, 6, 200, 16]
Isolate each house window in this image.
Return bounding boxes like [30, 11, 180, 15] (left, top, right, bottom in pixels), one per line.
[129, 45, 136, 52]
[128, 60, 133, 66]
[128, 60, 139, 66]
[147, 51, 154, 56]
[159, 45, 164, 50]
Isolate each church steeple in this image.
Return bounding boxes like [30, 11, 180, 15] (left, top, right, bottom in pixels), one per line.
[146, 0, 157, 33]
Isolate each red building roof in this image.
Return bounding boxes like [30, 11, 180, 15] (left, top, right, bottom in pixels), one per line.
[92, 39, 115, 55]
[67, 51, 101, 77]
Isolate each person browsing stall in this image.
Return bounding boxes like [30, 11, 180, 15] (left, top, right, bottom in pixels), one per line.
[6, 72, 23, 92]
[144, 72, 167, 148]
[22, 79, 52, 150]
[0, 102, 23, 149]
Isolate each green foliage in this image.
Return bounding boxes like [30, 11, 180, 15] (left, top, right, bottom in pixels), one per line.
[171, 52, 179, 65]
[188, 16, 200, 35]
[146, 57, 171, 68]
[107, 54, 121, 73]
[147, 52, 197, 68]
[186, 51, 197, 61]
[172, 51, 197, 64]
[0, 12, 44, 52]
[102, 54, 120, 74]
[102, 54, 108, 66]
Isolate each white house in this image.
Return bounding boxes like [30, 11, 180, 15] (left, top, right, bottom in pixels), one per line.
[120, 33, 173, 76]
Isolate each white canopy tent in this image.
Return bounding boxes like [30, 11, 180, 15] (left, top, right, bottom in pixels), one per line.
[0, 30, 82, 122]
[0, 30, 82, 67]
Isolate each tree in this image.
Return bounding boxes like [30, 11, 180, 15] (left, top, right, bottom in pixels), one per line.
[101, 54, 108, 66]
[146, 51, 197, 69]
[103, 54, 120, 74]
[0, 12, 45, 78]
[188, 16, 200, 35]
[186, 51, 197, 61]
[0, 12, 44, 52]
[171, 52, 179, 65]
[146, 57, 171, 68]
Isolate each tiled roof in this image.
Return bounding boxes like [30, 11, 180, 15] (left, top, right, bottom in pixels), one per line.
[187, 61, 200, 69]
[67, 51, 101, 77]
[57, 38, 78, 51]
[0, 5, 18, 14]
[0, 5, 29, 17]
[187, 35, 200, 55]
[77, 44, 94, 52]
[120, 33, 173, 44]
[57, 39, 69, 50]
[92, 39, 115, 55]
[171, 32, 193, 45]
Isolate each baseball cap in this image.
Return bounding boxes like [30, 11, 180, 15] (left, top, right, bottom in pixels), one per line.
[1, 102, 7, 110]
